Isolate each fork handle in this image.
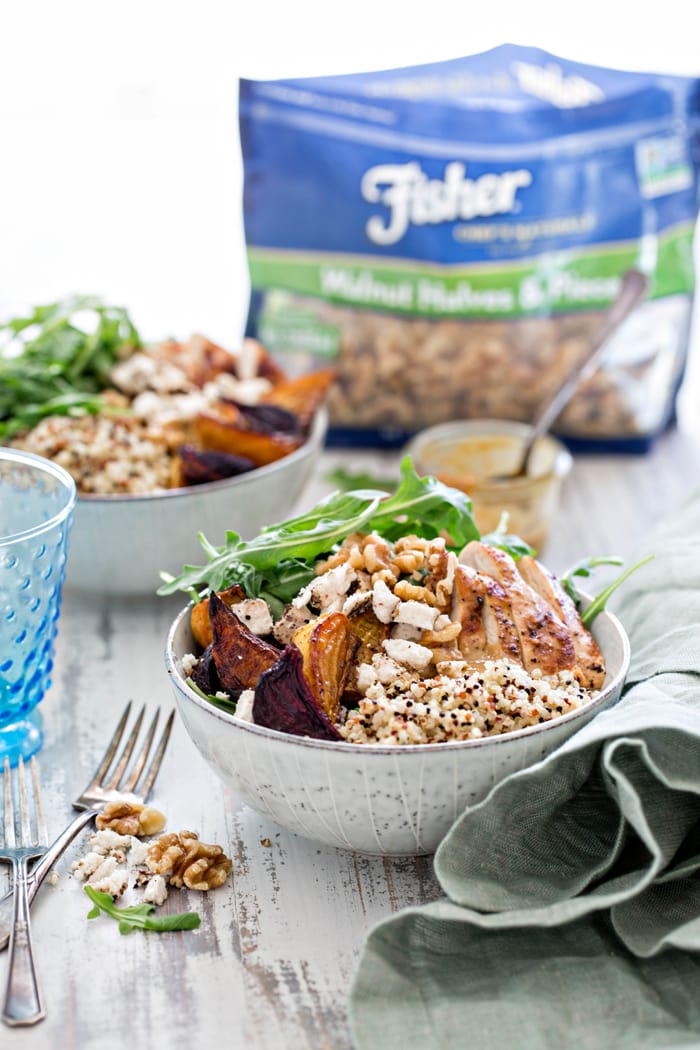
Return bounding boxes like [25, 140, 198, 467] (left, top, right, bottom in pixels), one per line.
[0, 809, 95, 952]
[2, 857, 45, 1027]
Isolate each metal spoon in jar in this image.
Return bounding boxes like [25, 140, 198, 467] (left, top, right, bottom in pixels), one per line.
[502, 268, 649, 480]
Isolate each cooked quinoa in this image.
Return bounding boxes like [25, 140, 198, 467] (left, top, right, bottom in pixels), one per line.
[13, 413, 177, 495]
[8, 339, 280, 496]
[337, 659, 594, 745]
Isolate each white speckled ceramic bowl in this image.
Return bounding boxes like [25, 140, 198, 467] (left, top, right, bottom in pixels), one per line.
[165, 594, 630, 856]
[64, 409, 327, 596]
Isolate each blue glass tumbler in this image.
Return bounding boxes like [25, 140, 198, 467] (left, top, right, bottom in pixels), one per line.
[0, 449, 76, 766]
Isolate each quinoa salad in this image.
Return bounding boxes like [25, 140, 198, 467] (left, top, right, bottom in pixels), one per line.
[8, 329, 331, 496]
[179, 514, 606, 748]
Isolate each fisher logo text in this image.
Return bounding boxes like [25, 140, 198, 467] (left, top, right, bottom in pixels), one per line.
[362, 161, 533, 246]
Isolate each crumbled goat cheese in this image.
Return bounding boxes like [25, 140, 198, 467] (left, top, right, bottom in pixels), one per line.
[212, 374, 272, 405]
[142, 874, 169, 907]
[71, 828, 166, 902]
[317, 563, 357, 607]
[295, 564, 357, 614]
[342, 590, 373, 617]
[372, 579, 400, 624]
[382, 638, 434, 670]
[368, 652, 418, 688]
[273, 604, 314, 645]
[234, 689, 255, 723]
[110, 352, 192, 396]
[71, 851, 108, 880]
[181, 652, 199, 676]
[393, 599, 439, 631]
[131, 389, 210, 425]
[232, 599, 274, 636]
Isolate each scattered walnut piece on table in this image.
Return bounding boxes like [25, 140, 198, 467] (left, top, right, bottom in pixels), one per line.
[96, 801, 167, 837]
[147, 831, 232, 891]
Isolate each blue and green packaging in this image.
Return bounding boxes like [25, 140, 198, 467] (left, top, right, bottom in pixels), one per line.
[240, 44, 700, 450]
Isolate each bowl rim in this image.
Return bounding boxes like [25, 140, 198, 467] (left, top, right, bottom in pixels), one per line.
[165, 593, 631, 756]
[77, 406, 328, 505]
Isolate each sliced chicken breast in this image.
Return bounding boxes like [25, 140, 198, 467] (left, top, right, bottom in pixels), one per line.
[452, 563, 522, 664]
[516, 556, 606, 690]
[459, 542, 576, 677]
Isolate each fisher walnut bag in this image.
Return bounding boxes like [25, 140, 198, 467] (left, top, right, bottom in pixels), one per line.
[239, 43, 700, 450]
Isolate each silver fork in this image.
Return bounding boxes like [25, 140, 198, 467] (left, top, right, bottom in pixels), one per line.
[0, 702, 175, 953]
[0, 755, 48, 1026]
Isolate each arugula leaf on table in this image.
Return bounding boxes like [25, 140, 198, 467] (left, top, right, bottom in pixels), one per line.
[0, 295, 141, 439]
[85, 886, 200, 934]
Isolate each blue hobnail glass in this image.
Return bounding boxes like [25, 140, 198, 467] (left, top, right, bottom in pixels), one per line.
[0, 449, 76, 766]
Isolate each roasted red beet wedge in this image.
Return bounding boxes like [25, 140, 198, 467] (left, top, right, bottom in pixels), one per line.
[253, 645, 342, 741]
[178, 445, 256, 485]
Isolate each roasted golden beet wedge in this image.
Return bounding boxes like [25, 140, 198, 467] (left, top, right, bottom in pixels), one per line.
[261, 368, 337, 431]
[191, 585, 247, 650]
[193, 413, 304, 467]
[292, 612, 360, 723]
[209, 591, 279, 696]
[345, 606, 390, 699]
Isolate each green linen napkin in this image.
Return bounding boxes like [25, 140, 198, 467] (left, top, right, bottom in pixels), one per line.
[349, 488, 700, 1050]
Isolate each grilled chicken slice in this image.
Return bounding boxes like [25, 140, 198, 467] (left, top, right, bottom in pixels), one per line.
[459, 542, 576, 676]
[451, 563, 522, 664]
[451, 565, 489, 661]
[516, 556, 606, 690]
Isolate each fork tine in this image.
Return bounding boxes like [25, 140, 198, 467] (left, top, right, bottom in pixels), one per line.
[102, 705, 145, 791]
[2, 759, 13, 849]
[119, 708, 160, 793]
[134, 709, 175, 801]
[88, 701, 133, 788]
[29, 759, 47, 847]
[17, 759, 31, 848]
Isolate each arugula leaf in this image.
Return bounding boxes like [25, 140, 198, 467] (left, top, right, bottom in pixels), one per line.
[368, 457, 480, 548]
[579, 555, 654, 626]
[560, 555, 625, 603]
[158, 458, 480, 600]
[480, 512, 537, 561]
[560, 553, 654, 624]
[85, 886, 200, 934]
[0, 296, 141, 439]
[325, 466, 399, 492]
[185, 676, 240, 714]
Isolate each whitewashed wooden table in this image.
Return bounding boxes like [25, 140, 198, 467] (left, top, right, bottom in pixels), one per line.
[4, 395, 700, 1050]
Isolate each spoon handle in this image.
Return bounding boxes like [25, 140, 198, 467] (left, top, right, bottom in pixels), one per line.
[516, 269, 649, 476]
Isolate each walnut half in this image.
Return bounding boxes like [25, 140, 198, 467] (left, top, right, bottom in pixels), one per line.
[146, 831, 232, 891]
[95, 801, 167, 837]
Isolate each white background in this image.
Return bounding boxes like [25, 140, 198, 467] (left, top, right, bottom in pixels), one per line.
[1, 0, 699, 353]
